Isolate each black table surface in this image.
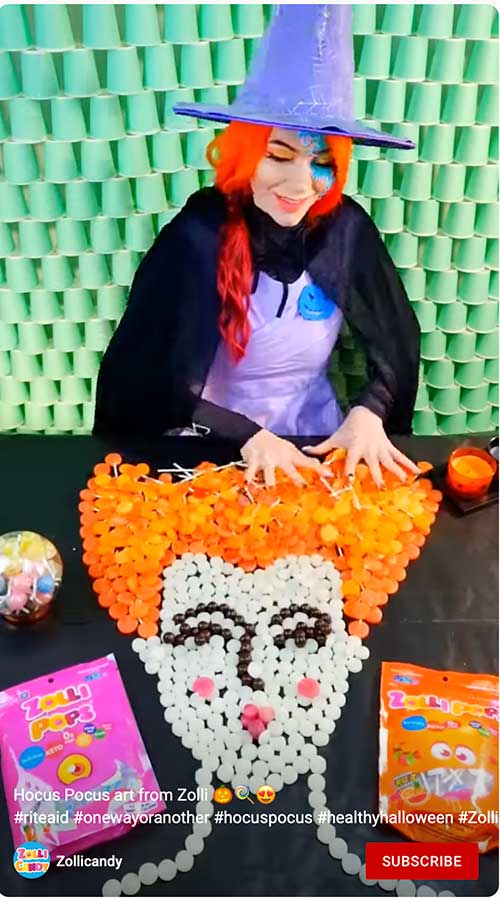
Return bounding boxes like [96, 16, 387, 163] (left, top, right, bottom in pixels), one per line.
[0, 433, 497, 898]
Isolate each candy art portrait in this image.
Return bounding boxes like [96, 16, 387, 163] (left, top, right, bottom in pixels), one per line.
[0, 4, 497, 898]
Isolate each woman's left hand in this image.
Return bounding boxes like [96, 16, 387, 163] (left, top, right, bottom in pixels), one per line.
[303, 405, 420, 488]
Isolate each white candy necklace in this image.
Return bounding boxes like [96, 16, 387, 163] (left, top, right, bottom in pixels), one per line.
[102, 554, 454, 898]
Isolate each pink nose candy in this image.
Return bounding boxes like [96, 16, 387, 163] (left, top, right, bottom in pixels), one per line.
[241, 704, 275, 740]
[297, 677, 320, 699]
[192, 677, 215, 699]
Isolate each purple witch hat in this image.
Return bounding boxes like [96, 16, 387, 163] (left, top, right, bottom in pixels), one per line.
[173, 4, 414, 150]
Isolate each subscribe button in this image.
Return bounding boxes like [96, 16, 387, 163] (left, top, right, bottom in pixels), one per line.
[366, 842, 479, 880]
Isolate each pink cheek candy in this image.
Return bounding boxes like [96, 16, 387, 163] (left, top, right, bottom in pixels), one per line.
[258, 706, 275, 723]
[297, 677, 320, 699]
[246, 719, 266, 740]
[192, 677, 215, 699]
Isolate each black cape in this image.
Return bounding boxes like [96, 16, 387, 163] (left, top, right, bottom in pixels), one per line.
[94, 188, 420, 442]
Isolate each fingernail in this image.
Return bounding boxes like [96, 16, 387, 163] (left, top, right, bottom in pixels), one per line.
[302, 445, 312, 452]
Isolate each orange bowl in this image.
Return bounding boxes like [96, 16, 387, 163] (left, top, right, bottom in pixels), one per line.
[446, 447, 497, 498]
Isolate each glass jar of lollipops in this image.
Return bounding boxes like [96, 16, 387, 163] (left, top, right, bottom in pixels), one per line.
[0, 531, 63, 625]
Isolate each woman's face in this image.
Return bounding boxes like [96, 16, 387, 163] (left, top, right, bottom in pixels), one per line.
[250, 128, 335, 227]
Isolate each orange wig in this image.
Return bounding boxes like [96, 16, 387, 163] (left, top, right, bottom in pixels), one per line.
[206, 122, 353, 362]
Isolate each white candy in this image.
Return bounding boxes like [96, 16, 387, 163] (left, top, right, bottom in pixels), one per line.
[416, 889, 436, 897]
[329, 837, 348, 859]
[120, 873, 141, 895]
[138, 863, 158, 886]
[175, 851, 194, 873]
[316, 823, 336, 845]
[102, 880, 122, 897]
[341, 853, 362, 876]
[397, 882, 417, 897]
[359, 862, 377, 887]
[379, 881, 399, 892]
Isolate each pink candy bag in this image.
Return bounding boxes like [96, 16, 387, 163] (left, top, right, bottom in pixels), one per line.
[0, 654, 165, 856]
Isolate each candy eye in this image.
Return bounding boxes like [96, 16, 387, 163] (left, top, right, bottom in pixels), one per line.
[431, 741, 452, 760]
[455, 745, 477, 766]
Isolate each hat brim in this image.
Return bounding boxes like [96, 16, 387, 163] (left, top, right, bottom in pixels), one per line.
[172, 102, 415, 150]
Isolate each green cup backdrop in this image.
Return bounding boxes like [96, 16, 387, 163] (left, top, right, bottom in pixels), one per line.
[0, 3, 498, 435]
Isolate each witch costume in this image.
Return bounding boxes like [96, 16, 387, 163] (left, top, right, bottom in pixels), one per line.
[94, 5, 420, 448]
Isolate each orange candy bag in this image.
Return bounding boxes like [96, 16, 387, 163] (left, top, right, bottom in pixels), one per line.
[379, 662, 499, 852]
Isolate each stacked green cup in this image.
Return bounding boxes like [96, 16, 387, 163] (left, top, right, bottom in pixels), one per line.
[73, 348, 101, 378]
[442, 84, 478, 125]
[125, 92, 160, 134]
[20, 49, 60, 99]
[163, 4, 199, 42]
[198, 4, 233, 40]
[124, 5, 161, 45]
[0, 4, 32, 49]
[426, 358, 455, 388]
[4, 143, 39, 184]
[78, 252, 110, 287]
[117, 135, 151, 177]
[455, 4, 496, 39]
[453, 236, 487, 271]
[179, 42, 213, 88]
[107, 47, 143, 94]
[0, 289, 27, 323]
[9, 98, 47, 142]
[392, 36, 428, 81]
[0, 51, 20, 98]
[406, 200, 439, 236]
[184, 129, 214, 169]
[101, 178, 134, 218]
[57, 220, 88, 255]
[441, 202, 476, 238]
[144, 44, 178, 90]
[427, 269, 458, 304]
[81, 140, 116, 181]
[82, 5, 121, 49]
[112, 249, 140, 286]
[400, 267, 426, 301]
[437, 301, 468, 333]
[420, 124, 455, 164]
[29, 290, 61, 323]
[431, 384, 460, 414]
[96, 284, 127, 319]
[89, 217, 121, 253]
[467, 301, 498, 333]
[51, 97, 86, 143]
[124, 213, 154, 252]
[63, 288, 94, 321]
[213, 38, 246, 84]
[455, 125, 491, 165]
[231, 5, 265, 37]
[438, 411, 467, 434]
[427, 38, 465, 83]
[151, 131, 184, 172]
[417, 4, 454, 38]
[455, 357, 486, 388]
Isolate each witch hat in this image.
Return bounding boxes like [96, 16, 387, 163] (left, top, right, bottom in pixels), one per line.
[173, 4, 414, 150]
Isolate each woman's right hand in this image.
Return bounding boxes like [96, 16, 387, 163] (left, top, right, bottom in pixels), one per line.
[241, 428, 332, 487]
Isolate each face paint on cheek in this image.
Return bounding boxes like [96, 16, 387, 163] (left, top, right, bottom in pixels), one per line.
[297, 131, 335, 197]
[311, 163, 335, 196]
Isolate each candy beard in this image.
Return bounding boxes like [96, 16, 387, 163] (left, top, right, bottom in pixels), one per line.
[104, 555, 446, 898]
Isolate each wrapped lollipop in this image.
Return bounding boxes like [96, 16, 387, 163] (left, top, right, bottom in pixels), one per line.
[0, 531, 63, 624]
